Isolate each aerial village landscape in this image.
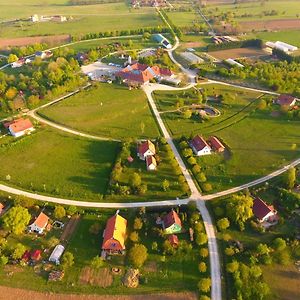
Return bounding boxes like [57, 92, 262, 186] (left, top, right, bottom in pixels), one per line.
[0, 0, 299, 299]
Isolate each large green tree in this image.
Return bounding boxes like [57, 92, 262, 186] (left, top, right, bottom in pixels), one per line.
[128, 244, 148, 268]
[3, 206, 31, 234]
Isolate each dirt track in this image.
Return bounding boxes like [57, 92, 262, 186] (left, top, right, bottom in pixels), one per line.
[0, 286, 197, 300]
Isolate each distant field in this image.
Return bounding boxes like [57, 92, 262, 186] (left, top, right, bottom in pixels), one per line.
[209, 47, 267, 60]
[0, 2, 162, 38]
[0, 128, 118, 201]
[40, 83, 160, 140]
[165, 11, 204, 27]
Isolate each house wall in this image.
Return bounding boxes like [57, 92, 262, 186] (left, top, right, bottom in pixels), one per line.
[192, 146, 211, 156]
[28, 223, 43, 233]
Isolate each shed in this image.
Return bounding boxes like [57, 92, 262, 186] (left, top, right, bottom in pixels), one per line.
[49, 244, 65, 264]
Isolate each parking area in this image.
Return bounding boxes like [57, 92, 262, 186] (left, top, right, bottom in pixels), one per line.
[81, 61, 121, 81]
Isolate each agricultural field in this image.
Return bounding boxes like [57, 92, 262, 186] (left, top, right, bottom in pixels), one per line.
[165, 11, 204, 28]
[39, 83, 160, 140]
[153, 83, 300, 192]
[0, 127, 118, 201]
[208, 47, 268, 60]
[0, 2, 162, 38]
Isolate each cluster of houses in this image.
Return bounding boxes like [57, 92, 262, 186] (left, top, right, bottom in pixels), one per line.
[190, 135, 225, 156]
[11, 50, 53, 69]
[101, 209, 182, 257]
[276, 94, 298, 109]
[2, 118, 34, 138]
[212, 35, 239, 45]
[116, 63, 179, 86]
[131, 0, 167, 8]
[137, 140, 157, 171]
[266, 40, 298, 53]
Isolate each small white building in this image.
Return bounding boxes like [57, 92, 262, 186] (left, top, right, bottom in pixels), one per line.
[146, 155, 157, 171]
[49, 244, 65, 265]
[225, 58, 244, 68]
[30, 14, 39, 22]
[28, 212, 49, 234]
[137, 140, 156, 160]
[190, 135, 211, 156]
[153, 34, 172, 49]
[266, 41, 298, 53]
[180, 52, 204, 65]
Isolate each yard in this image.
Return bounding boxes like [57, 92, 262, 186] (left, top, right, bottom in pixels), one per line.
[39, 83, 160, 140]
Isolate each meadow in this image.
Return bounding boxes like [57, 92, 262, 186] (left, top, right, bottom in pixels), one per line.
[165, 11, 204, 28]
[40, 83, 161, 140]
[153, 84, 300, 192]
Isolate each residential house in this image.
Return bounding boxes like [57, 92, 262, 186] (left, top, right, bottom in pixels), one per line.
[190, 135, 211, 156]
[209, 136, 225, 153]
[5, 118, 34, 138]
[276, 94, 297, 108]
[163, 210, 182, 234]
[49, 244, 65, 264]
[11, 58, 26, 68]
[28, 212, 49, 234]
[35, 50, 53, 60]
[102, 212, 127, 255]
[0, 203, 4, 214]
[137, 140, 156, 160]
[253, 197, 278, 223]
[153, 34, 172, 49]
[168, 234, 179, 247]
[31, 249, 42, 261]
[146, 155, 157, 171]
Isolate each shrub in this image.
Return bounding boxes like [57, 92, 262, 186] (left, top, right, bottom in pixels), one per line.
[187, 156, 197, 166]
[201, 183, 212, 192]
[182, 148, 193, 158]
[199, 247, 209, 258]
[133, 217, 143, 230]
[196, 172, 207, 183]
[90, 256, 105, 269]
[198, 262, 207, 273]
[192, 164, 201, 174]
[129, 231, 139, 243]
[54, 205, 66, 219]
[198, 277, 211, 293]
[195, 233, 208, 246]
[179, 141, 188, 149]
[128, 244, 148, 268]
[217, 218, 230, 231]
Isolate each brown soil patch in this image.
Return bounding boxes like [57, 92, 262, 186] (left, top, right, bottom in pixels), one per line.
[0, 35, 70, 49]
[240, 19, 300, 31]
[144, 261, 158, 273]
[209, 47, 267, 60]
[0, 285, 197, 300]
[79, 267, 113, 287]
[60, 215, 80, 243]
[183, 42, 204, 48]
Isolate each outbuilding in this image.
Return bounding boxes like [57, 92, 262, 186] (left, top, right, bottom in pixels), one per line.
[49, 244, 65, 264]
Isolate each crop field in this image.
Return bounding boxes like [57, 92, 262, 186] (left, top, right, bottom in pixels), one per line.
[165, 11, 204, 27]
[40, 83, 160, 140]
[154, 84, 300, 192]
[0, 127, 118, 201]
[208, 47, 268, 60]
[0, 1, 162, 38]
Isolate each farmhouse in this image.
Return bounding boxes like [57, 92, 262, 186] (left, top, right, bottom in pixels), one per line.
[163, 210, 182, 234]
[209, 136, 225, 153]
[180, 52, 204, 65]
[138, 140, 156, 160]
[49, 244, 65, 265]
[116, 63, 173, 85]
[35, 50, 53, 60]
[190, 135, 212, 156]
[253, 197, 278, 223]
[153, 34, 172, 49]
[28, 212, 49, 234]
[4, 118, 34, 138]
[132, 0, 167, 8]
[11, 58, 25, 68]
[102, 212, 127, 255]
[146, 155, 157, 171]
[276, 94, 297, 108]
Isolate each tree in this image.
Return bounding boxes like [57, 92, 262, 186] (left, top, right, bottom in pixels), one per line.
[46, 236, 59, 249]
[272, 238, 287, 252]
[0, 255, 8, 266]
[198, 261, 207, 273]
[129, 231, 139, 243]
[129, 172, 142, 189]
[133, 217, 143, 230]
[196, 172, 207, 183]
[13, 196, 35, 208]
[256, 243, 270, 256]
[226, 194, 253, 230]
[226, 260, 239, 273]
[128, 244, 148, 268]
[199, 247, 209, 258]
[162, 240, 175, 255]
[3, 206, 31, 234]
[54, 205, 66, 219]
[182, 148, 193, 158]
[187, 156, 197, 165]
[12, 243, 26, 260]
[190, 211, 200, 224]
[67, 205, 77, 216]
[162, 179, 170, 191]
[7, 54, 18, 63]
[195, 233, 208, 246]
[90, 256, 104, 269]
[198, 278, 211, 293]
[61, 251, 74, 269]
[217, 218, 230, 231]
[283, 167, 296, 189]
[225, 247, 236, 256]
[27, 95, 40, 107]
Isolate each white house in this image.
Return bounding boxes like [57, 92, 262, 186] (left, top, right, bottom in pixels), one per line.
[146, 155, 157, 171]
[190, 135, 211, 156]
[49, 244, 65, 265]
[253, 197, 278, 223]
[6, 118, 35, 138]
[153, 34, 172, 49]
[28, 212, 49, 234]
[137, 140, 156, 160]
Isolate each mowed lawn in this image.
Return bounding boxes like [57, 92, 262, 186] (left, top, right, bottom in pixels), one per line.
[166, 11, 204, 27]
[154, 84, 300, 192]
[0, 2, 162, 38]
[0, 128, 118, 201]
[40, 83, 160, 140]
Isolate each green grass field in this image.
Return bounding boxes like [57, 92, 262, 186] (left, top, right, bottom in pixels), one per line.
[154, 83, 300, 193]
[40, 83, 160, 140]
[0, 2, 162, 38]
[204, 0, 300, 21]
[0, 127, 118, 201]
[165, 11, 204, 27]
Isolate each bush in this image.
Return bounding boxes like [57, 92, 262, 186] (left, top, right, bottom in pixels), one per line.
[195, 233, 208, 246]
[192, 164, 201, 174]
[201, 183, 212, 192]
[128, 244, 148, 268]
[133, 217, 143, 230]
[198, 277, 211, 293]
[182, 148, 193, 158]
[179, 141, 188, 149]
[194, 222, 204, 233]
[129, 231, 139, 243]
[217, 218, 230, 231]
[54, 205, 66, 219]
[196, 172, 207, 183]
[187, 156, 197, 166]
[199, 247, 209, 258]
[198, 262, 207, 273]
[90, 256, 105, 269]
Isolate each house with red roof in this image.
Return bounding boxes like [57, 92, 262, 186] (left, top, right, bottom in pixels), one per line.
[31, 249, 42, 261]
[190, 135, 211, 156]
[146, 155, 157, 171]
[253, 197, 278, 223]
[163, 210, 182, 234]
[0, 202, 4, 214]
[5, 118, 34, 138]
[168, 234, 179, 247]
[28, 212, 49, 234]
[102, 212, 127, 255]
[209, 136, 225, 153]
[137, 140, 156, 160]
[276, 94, 297, 108]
